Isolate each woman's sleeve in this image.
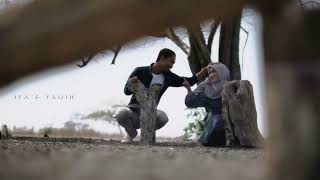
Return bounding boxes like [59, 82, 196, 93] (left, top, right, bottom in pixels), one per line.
[185, 92, 212, 108]
[193, 79, 206, 93]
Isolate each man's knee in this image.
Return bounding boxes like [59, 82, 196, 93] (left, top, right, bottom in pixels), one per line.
[114, 108, 132, 127]
[156, 110, 169, 129]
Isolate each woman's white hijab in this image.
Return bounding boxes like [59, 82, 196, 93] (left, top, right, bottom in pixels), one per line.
[194, 62, 230, 99]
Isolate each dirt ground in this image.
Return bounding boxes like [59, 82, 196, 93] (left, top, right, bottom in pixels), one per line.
[0, 137, 266, 180]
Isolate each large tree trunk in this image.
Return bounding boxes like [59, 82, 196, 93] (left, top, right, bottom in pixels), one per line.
[262, 4, 320, 180]
[186, 25, 212, 76]
[222, 80, 263, 147]
[127, 81, 161, 145]
[167, 18, 222, 81]
[219, 10, 242, 80]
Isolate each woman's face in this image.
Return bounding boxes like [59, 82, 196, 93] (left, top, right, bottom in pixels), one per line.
[208, 67, 219, 81]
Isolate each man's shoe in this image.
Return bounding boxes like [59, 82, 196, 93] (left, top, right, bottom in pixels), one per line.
[121, 133, 133, 143]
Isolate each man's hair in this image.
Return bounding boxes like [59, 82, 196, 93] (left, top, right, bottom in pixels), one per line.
[156, 48, 176, 62]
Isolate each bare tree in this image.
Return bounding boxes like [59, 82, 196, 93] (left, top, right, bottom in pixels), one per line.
[219, 11, 242, 80]
[80, 105, 126, 135]
[79, 13, 244, 82]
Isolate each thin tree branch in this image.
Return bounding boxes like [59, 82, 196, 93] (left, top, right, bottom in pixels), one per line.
[77, 54, 95, 68]
[207, 17, 221, 55]
[240, 26, 249, 71]
[166, 28, 190, 55]
[77, 45, 122, 67]
[111, 45, 122, 65]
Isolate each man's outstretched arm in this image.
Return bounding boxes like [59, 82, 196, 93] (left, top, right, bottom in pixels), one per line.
[169, 67, 208, 87]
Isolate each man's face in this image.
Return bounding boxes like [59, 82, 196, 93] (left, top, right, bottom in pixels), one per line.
[159, 56, 175, 72]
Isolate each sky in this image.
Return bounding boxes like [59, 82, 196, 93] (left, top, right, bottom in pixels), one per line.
[0, 9, 267, 138]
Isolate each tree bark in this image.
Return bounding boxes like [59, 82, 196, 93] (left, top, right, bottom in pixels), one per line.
[207, 17, 221, 55]
[219, 10, 242, 80]
[222, 80, 263, 147]
[186, 25, 212, 77]
[127, 81, 161, 145]
[167, 18, 221, 81]
[262, 5, 320, 180]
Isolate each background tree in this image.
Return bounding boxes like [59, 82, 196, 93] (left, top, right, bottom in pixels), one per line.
[78, 12, 243, 82]
[219, 11, 242, 80]
[79, 105, 125, 135]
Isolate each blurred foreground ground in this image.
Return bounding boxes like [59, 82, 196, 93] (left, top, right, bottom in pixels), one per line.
[0, 137, 265, 180]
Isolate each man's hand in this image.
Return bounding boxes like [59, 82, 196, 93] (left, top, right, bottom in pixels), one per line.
[196, 67, 208, 82]
[128, 76, 140, 84]
[126, 76, 140, 94]
[182, 78, 190, 88]
[182, 78, 192, 95]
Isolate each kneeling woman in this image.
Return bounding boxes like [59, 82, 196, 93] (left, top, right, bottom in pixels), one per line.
[183, 62, 230, 146]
